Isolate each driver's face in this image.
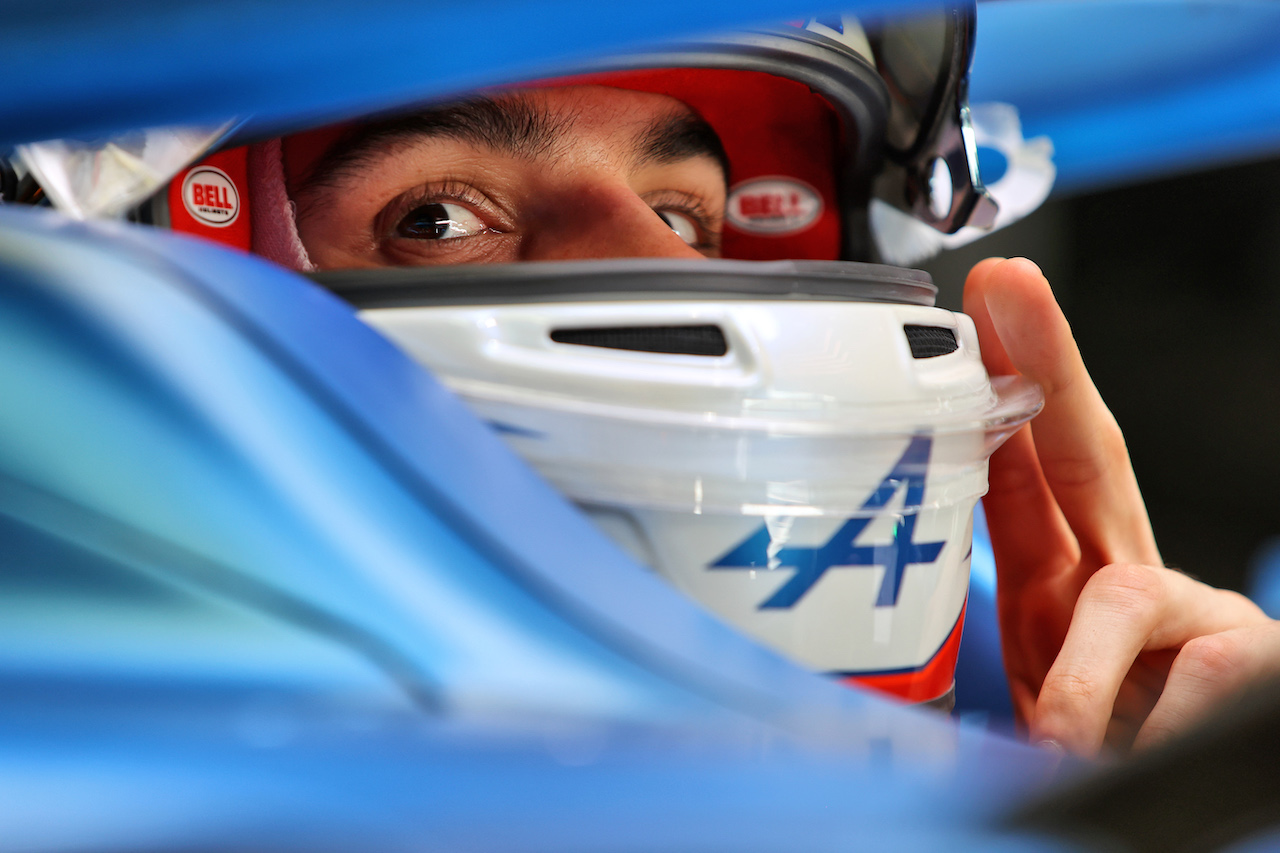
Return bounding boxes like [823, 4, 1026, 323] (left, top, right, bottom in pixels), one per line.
[292, 86, 729, 269]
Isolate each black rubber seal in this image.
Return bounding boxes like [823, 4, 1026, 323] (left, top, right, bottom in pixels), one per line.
[311, 258, 936, 309]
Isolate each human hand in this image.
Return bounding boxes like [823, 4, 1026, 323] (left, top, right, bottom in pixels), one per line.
[963, 257, 1279, 757]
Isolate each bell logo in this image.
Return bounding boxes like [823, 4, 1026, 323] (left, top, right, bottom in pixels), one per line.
[182, 166, 240, 227]
[725, 177, 822, 235]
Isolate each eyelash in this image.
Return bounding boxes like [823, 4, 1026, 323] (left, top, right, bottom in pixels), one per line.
[379, 180, 501, 238]
[644, 190, 723, 252]
[376, 181, 724, 260]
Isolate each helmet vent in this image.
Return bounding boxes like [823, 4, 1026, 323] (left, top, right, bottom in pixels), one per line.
[903, 325, 958, 358]
[550, 324, 728, 356]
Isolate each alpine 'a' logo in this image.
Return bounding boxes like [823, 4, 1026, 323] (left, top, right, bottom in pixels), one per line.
[709, 435, 945, 608]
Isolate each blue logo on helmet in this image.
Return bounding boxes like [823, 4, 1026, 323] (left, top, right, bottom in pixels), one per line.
[709, 435, 945, 609]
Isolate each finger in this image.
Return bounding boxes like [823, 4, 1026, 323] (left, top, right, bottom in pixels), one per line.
[1101, 657, 1175, 752]
[963, 257, 1016, 377]
[1134, 622, 1280, 751]
[981, 258, 1161, 569]
[1032, 564, 1268, 756]
[965, 259, 1077, 591]
[1103, 711, 1143, 755]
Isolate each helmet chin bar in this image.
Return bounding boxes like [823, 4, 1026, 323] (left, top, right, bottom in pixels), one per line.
[316, 258, 1043, 704]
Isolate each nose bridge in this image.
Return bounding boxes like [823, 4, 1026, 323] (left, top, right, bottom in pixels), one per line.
[521, 179, 705, 261]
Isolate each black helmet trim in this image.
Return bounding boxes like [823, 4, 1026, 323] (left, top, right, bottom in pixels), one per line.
[869, 3, 997, 232]
[312, 258, 937, 309]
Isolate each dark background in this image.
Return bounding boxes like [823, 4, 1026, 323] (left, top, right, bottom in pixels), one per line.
[922, 156, 1280, 596]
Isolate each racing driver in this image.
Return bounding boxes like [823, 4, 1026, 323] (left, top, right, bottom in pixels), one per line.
[30, 3, 1280, 758]
[240, 13, 1280, 759]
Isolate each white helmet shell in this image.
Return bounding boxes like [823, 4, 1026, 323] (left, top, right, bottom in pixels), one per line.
[325, 258, 1041, 706]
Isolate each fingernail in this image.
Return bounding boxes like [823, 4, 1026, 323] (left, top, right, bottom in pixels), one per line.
[1034, 738, 1066, 756]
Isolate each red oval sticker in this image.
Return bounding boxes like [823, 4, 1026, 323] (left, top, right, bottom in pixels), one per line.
[725, 177, 823, 236]
[181, 166, 240, 228]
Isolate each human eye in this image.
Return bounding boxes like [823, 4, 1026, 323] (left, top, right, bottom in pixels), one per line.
[647, 193, 722, 257]
[395, 202, 486, 240]
[654, 208, 700, 245]
[375, 181, 517, 266]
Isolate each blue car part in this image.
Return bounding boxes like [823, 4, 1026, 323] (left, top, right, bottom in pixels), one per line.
[0, 205, 1064, 850]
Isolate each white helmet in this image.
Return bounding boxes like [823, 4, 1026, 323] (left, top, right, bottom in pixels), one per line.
[321, 259, 1041, 707]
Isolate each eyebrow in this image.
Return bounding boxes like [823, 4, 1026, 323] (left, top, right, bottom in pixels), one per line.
[638, 111, 731, 178]
[291, 91, 729, 201]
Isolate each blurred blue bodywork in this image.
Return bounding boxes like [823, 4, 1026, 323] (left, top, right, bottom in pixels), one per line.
[973, 1, 1280, 193]
[0, 206, 1059, 851]
[9, 2, 1280, 192]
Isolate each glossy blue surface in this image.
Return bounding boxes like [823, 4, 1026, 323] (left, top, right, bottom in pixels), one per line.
[0, 206, 1062, 850]
[973, 1, 1280, 192]
[954, 505, 1016, 728]
[0, 0, 931, 148]
[9, 2, 1280, 192]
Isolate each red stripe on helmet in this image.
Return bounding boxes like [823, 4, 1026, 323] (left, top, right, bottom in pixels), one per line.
[841, 600, 968, 705]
